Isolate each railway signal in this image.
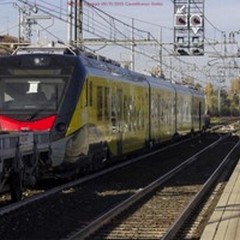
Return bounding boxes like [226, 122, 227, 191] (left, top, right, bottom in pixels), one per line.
[192, 48, 204, 56]
[190, 14, 202, 34]
[190, 15, 202, 26]
[176, 48, 189, 56]
[174, 14, 188, 27]
[174, 0, 204, 56]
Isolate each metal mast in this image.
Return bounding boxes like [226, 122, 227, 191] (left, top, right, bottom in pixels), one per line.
[67, 0, 73, 44]
[74, 0, 83, 48]
[67, 0, 83, 48]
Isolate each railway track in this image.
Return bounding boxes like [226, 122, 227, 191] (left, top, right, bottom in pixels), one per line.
[0, 133, 198, 207]
[0, 132, 226, 239]
[70, 134, 240, 240]
[0, 131, 211, 205]
[0, 121, 235, 207]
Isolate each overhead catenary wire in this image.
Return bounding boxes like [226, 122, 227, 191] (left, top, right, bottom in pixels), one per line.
[1, 0, 227, 84]
[80, 1, 209, 80]
[39, 1, 208, 82]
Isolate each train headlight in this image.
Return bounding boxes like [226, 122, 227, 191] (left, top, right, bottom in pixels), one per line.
[55, 122, 66, 132]
[33, 57, 50, 66]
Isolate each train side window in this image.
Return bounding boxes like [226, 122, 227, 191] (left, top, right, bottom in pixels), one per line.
[123, 95, 128, 123]
[129, 97, 133, 132]
[97, 86, 103, 121]
[86, 78, 88, 107]
[158, 94, 161, 126]
[89, 81, 93, 106]
[141, 96, 145, 129]
[104, 87, 110, 120]
[199, 101, 202, 115]
[111, 94, 117, 129]
[117, 89, 123, 119]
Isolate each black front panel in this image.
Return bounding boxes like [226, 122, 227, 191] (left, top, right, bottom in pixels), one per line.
[0, 54, 77, 122]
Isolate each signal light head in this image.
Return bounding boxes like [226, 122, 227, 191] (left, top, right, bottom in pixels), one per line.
[175, 14, 188, 27]
[176, 48, 189, 56]
[190, 15, 202, 26]
[191, 48, 204, 56]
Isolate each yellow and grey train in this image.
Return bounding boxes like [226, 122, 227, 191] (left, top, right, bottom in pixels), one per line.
[0, 46, 205, 177]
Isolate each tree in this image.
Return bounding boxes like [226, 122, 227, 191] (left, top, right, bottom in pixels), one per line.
[204, 82, 218, 115]
[221, 88, 231, 116]
[229, 78, 240, 116]
[230, 77, 240, 94]
[195, 82, 202, 91]
[150, 65, 165, 78]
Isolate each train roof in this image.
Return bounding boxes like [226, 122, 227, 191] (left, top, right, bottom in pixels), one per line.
[172, 82, 193, 95]
[79, 53, 181, 92]
[79, 52, 201, 95]
[188, 87, 204, 97]
[11, 44, 204, 95]
[145, 75, 175, 92]
[80, 54, 149, 86]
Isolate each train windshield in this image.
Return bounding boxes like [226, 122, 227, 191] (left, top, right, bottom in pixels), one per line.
[0, 62, 74, 113]
[1, 77, 64, 110]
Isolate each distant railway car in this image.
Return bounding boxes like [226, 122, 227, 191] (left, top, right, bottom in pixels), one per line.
[0, 46, 206, 180]
[190, 88, 205, 131]
[145, 75, 176, 143]
[174, 84, 194, 135]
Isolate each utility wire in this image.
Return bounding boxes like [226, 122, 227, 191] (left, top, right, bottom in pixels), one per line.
[13, 0, 207, 83]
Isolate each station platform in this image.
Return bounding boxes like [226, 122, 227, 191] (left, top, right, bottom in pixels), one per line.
[200, 158, 240, 240]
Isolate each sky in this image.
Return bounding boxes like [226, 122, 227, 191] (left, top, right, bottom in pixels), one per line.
[1, 0, 240, 44]
[0, 1, 239, 39]
[1, 0, 240, 85]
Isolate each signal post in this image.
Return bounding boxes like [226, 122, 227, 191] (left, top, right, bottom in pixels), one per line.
[173, 0, 205, 56]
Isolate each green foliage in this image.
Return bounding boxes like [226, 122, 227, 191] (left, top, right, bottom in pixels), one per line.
[204, 79, 240, 117]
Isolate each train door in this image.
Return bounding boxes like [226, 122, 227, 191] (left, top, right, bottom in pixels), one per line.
[116, 89, 123, 155]
[174, 91, 178, 133]
[199, 101, 202, 130]
[111, 88, 123, 156]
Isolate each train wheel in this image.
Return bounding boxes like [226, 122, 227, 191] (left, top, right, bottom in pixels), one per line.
[172, 132, 180, 142]
[10, 172, 23, 202]
[91, 153, 103, 172]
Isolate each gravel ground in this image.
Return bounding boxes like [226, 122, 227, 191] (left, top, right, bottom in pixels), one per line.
[0, 133, 219, 239]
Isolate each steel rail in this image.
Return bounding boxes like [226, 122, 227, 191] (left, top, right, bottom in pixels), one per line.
[161, 136, 240, 240]
[67, 134, 225, 240]
[0, 133, 199, 216]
